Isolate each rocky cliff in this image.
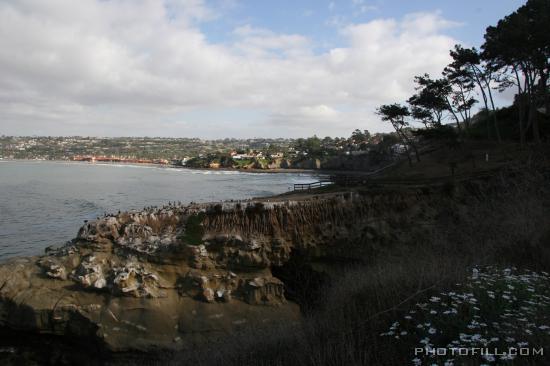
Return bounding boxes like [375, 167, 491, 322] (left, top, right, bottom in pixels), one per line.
[0, 175, 529, 358]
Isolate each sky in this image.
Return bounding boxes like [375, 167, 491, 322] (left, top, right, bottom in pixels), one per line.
[0, 0, 526, 138]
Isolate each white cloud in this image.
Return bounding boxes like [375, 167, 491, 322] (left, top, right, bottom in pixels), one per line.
[351, 0, 377, 14]
[232, 25, 311, 58]
[0, 1, 459, 138]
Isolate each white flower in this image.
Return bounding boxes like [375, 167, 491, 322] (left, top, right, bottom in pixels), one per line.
[428, 328, 437, 335]
[482, 354, 495, 362]
[500, 354, 516, 361]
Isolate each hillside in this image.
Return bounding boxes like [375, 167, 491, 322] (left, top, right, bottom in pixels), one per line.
[0, 144, 549, 365]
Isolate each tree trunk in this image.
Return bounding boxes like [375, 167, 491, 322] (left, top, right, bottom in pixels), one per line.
[536, 69, 548, 143]
[474, 74, 491, 140]
[404, 146, 412, 166]
[446, 97, 462, 135]
[400, 130, 420, 163]
[400, 134, 413, 166]
[413, 145, 421, 162]
[524, 64, 540, 144]
[473, 65, 500, 143]
[513, 67, 526, 146]
[457, 84, 471, 131]
[393, 125, 412, 166]
[484, 79, 501, 143]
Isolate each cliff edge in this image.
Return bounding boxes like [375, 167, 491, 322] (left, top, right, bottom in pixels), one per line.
[1, 171, 545, 359]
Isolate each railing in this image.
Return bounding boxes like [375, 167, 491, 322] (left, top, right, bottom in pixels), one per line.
[293, 180, 333, 191]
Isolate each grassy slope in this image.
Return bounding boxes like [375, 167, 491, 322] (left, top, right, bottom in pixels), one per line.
[162, 142, 550, 366]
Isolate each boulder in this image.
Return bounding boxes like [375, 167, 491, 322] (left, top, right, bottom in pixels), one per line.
[244, 277, 286, 305]
[111, 262, 163, 298]
[72, 255, 106, 290]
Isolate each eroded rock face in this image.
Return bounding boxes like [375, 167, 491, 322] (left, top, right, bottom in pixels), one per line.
[78, 216, 121, 242]
[46, 263, 67, 280]
[111, 261, 163, 298]
[0, 187, 457, 353]
[73, 255, 106, 289]
[244, 277, 285, 305]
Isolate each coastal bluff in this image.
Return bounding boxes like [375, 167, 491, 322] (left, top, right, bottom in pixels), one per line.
[0, 174, 538, 357]
[0, 189, 403, 353]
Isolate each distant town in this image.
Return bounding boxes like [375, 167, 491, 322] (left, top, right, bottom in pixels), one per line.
[0, 131, 403, 170]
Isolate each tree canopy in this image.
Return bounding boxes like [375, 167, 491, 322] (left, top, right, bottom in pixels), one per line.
[376, 0, 549, 146]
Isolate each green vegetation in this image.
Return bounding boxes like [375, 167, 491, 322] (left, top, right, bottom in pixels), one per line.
[379, 0, 550, 147]
[0, 136, 293, 161]
[170, 170, 550, 366]
[232, 159, 254, 168]
[468, 105, 550, 142]
[164, 3, 550, 365]
[381, 267, 550, 365]
[181, 212, 205, 245]
[0, 130, 406, 172]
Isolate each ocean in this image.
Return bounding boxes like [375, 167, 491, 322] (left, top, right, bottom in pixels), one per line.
[0, 160, 319, 260]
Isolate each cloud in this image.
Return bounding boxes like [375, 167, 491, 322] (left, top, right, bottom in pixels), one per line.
[351, 0, 377, 14]
[0, 1, 460, 138]
[269, 105, 340, 127]
[232, 25, 311, 58]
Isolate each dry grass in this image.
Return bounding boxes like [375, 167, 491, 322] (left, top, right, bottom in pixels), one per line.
[160, 170, 550, 366]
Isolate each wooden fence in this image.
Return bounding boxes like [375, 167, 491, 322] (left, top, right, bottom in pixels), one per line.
[293, 180, 333, 191]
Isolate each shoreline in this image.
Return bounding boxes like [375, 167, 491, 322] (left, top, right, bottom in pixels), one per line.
[0, 158, 319, 175]
[0, 158, 378, 176]
[0, 159, 328, 261]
